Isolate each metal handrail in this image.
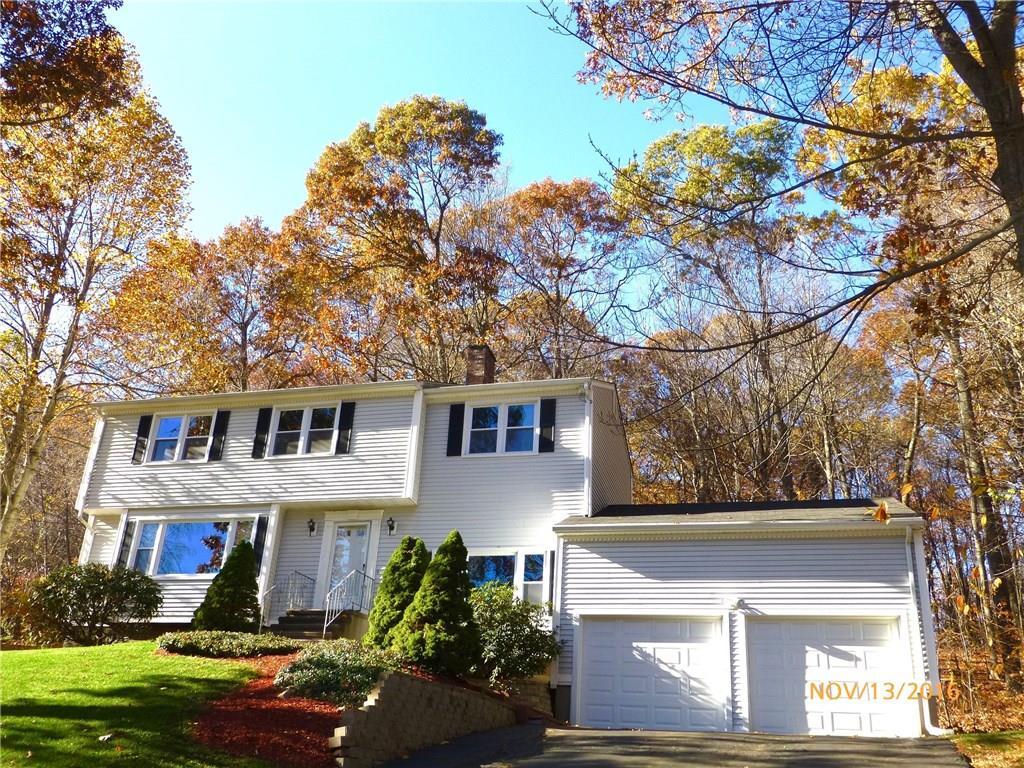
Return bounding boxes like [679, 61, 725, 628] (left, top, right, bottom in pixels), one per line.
[323, 569, 377, 638]
[262, 570, 317, 629]
[257, 583, 278, 634]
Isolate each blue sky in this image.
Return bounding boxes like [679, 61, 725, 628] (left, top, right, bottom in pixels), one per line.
[113, 0, 727, 240]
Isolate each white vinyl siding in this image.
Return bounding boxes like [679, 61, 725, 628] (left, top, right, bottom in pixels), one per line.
[589, 385, 631, 514]
[557, 534, 920, 715]
[83, 397, 413, 509]
[153, 577, 215, 622]
[273, 509, 327, 583]
[374, 395, 586, 574]
[83, 515, 121, 565]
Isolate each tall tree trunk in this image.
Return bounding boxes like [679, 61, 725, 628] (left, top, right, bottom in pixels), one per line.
[945, 325, 1022, 692]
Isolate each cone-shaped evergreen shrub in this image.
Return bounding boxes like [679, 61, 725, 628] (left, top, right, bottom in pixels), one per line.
[192, 540, 260, 632]
[390, 529, 479, 676]
[364, 536, 430, 648]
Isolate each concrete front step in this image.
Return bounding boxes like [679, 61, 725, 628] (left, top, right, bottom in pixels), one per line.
[265, 611, 351, 639]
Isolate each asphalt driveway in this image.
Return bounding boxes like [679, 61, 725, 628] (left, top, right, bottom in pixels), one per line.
[386, 725, 967, 767]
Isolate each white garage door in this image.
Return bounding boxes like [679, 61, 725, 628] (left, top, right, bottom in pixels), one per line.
[747, 618, 920, 737]
[579, 616, 728, 731]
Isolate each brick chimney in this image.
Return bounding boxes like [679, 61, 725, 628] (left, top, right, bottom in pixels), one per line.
[465, 344, 496, 385]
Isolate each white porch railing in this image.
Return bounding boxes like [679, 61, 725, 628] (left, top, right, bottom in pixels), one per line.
[323, 569, 377, 638]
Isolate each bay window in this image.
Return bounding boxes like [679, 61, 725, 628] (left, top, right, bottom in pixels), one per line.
[128, 516, 257, 577]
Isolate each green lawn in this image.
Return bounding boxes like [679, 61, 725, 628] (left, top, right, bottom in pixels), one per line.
[952, 731, 1024, 768]
[1, 641, 271, 768]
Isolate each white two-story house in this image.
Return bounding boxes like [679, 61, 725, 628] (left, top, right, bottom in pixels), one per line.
[76, 346, 942, 739]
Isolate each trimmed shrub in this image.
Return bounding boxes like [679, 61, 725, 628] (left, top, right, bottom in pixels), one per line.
[192, 540, 260, 632]
[157, 630, 303, 657]
[390, 529, 479, 676]
[24, 563, 162, 645]
[470, 582, 560, 689]
[364, 535, 429, 648]
[274, 639, 399, 707]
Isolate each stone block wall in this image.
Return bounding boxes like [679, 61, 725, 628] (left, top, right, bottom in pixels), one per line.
[507, 679, 553, 717]
[329, 671, 517, 767]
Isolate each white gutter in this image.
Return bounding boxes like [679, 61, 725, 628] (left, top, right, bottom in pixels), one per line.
[424, 378, 592, 403]
[554, 517, 925, 536]
[96, 379, 425, 416]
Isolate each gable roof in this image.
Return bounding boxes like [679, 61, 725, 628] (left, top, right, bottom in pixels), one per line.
[555, 497, 921, 534]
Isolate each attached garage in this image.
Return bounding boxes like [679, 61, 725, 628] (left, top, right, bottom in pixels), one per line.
[555, 499, 941, 738]
[746, 617, 922, 738]
[577, 616, 728, 731]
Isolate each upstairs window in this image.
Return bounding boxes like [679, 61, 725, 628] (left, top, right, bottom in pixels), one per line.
[273, 409, 304, 455]
[149, 414, 212, 462]
[464, 402, 538, 455]
[504, 404, 536, 452]
[307, 407, 337, 453]
[468, 406, 499, 454]
[271, 405, 338, 457]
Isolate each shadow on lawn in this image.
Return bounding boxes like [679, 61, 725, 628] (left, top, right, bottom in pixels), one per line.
[3, 672, 253, 768]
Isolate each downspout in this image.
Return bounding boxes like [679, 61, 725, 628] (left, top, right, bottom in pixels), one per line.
[905, 527, 952, 736]
[583, 381, 593, 517]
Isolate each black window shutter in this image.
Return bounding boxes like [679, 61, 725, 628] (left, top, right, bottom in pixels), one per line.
[208, 409, 231, 461]
[446, 403, 465, 456]
[539, 398, 556, 453]
[252, 515, 269, 571]
[335, 401, 356, 454]
[252, 407, 273, 459]
[131, 415, 153, 464]
[115, 519, 137, 568]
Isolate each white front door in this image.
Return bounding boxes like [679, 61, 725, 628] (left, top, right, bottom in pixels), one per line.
[746, 617, 920, 737]
[328, 522, 369, 590]
[578, 616, 729, 732]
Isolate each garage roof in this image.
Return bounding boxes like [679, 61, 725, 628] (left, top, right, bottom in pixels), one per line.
[555, 497, 921, 533]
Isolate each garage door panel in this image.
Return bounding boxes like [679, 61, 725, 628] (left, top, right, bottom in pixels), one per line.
[747, 617, 920, 738]
[579, 617, 728, 732]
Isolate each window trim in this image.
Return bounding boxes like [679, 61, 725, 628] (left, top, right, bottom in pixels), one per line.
[146, 413, 214, 464]
[461, 400, 540, 457]
[267, 404, 340, 459]
[126, 514, 259, 579]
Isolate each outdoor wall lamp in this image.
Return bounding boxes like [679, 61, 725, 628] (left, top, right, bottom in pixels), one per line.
[307, 518, 316, 536]
[386, 517, 396, 535]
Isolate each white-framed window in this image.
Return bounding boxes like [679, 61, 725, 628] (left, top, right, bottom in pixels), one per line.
[468, 550, 547, 605]
[522, 552, 546, 604]
[128, 516, 257, 577]
[149, 414, 213, 462]
[271, 405, 338, 457]
[463, 402, 538, 455]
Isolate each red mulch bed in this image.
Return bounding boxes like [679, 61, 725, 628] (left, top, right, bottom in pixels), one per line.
[192, 653, 340, 768]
